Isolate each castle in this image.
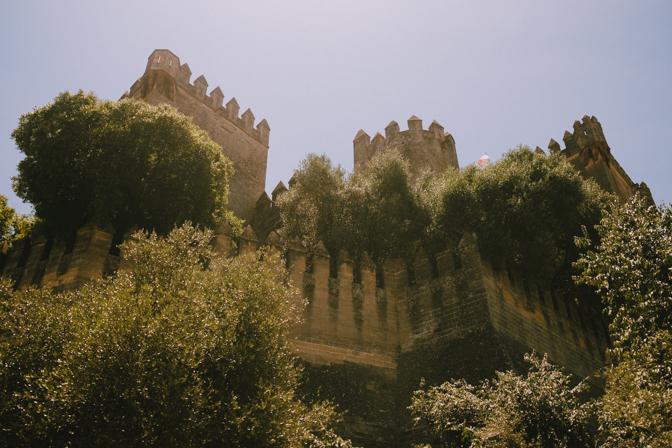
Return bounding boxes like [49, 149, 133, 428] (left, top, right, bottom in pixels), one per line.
[1, 50, 650, 447]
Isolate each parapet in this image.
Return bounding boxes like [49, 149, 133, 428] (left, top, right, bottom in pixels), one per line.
[546, 115, 643, 202]
[353, 115, 459, 174]
[560, 115, 607, 156]
[127, 49, 271, 146]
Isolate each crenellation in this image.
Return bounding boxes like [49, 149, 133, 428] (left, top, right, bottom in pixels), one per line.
[384, 120, 400, 139]
[210, 86, 224, 108]
[193, 74, 208, 97]
[177, 63, 191, 85]
[353, 115, 459, 174]
[407, 115, 422, 132]
[241, 108, 255, 131]
[225, 97, 240, 120]
[428, 120, 444, 139]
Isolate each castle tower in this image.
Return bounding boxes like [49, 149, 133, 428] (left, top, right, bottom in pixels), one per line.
[353, 115, 459, 175]
[550, 115, 647, 202]
[122, 49, 270, 220]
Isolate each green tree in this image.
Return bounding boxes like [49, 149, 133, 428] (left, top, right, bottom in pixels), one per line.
[276, 154, 346, 261]
[12, 91, 232, 237]
[427, 147, 612, 284]
[409, 354, 597, 448]
[575, 196, 672, 447]
[0, 224, 350, 447]
[344, 150, 425, 265]
[0, 194, 33, 247]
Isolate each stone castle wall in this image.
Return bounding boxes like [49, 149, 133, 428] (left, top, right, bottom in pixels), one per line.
[354, 116, 459, 175]
[0, 219, 609, 446]
[122, 50, 270, 220]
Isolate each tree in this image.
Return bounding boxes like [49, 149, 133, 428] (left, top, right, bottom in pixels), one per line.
[426, 147, 613, 284]
[575, 196, 672, 447]
[277, 151, 425, 271]
[409, 354, 597, 448]
[276, 154, 347, 263]
[0, 194, 33, 247]
[344, 150, 425, 265]
[12, 91, 232, 237]
[0, 224, 350, 447]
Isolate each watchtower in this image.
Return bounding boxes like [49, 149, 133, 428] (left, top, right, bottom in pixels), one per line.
[353, 115, 459, 175]
[122, 49, 270, 220]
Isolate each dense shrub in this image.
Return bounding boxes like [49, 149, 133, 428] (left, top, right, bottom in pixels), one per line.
[0, 224, 350, 447]
[410, 354, 597, 448]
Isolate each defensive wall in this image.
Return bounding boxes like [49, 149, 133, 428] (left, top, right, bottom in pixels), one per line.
[0, 217, 609, 446]
[354, 116, 459, 176]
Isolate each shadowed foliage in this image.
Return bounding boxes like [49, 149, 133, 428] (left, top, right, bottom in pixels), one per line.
[12, 91, 232, 237]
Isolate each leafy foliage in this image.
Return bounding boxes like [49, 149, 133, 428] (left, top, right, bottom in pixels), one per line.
[279, 147, 610, 285]
[575, 196, 672, 447]
[0, 224, 350, 447]
[410, 354, 597, 448]
[0, 194, 33, 247]
[426, 147, 613, 284]
[277, 154, 346, 257]
[343, 150, 426, 264]
[575, 195, 672, 353]
[12, 91, 232, 237]
[278, 150, 423, 268]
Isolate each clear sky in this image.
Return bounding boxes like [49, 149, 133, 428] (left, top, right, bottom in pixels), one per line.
[1, 0, 670, 214]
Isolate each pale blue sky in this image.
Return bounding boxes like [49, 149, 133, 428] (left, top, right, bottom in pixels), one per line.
[1, 0, 670, 214]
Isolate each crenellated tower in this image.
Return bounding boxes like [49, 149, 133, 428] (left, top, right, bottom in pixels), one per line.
[547, 115, 649, 202]
[121, 49, 270, 220]
[353, 116, 459, 175]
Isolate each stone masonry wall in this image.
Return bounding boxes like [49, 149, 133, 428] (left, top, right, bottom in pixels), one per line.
[354, 116, 459, 176]
[0, 223, 608, 447]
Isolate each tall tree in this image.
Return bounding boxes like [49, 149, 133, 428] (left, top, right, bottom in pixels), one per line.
[12, 91, 232, 237]
[575, 196, 672, 447]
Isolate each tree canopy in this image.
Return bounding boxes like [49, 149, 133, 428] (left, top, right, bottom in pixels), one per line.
[12, 91, 232, 237]
[279, 147, 611, 284]
[425, 147, 613, 284]
[0, 224, 350, 447]
[575, 196, 672, 447]
[0, 194, 33, 247]
[410, 354, 597, 448]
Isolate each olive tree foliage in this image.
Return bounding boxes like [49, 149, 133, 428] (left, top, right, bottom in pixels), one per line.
[575, 196, 672, 447]
[279, 147, 609, 284]
[0, 194, 33, 247]
[12, 91, 233, 237]
[278, 151, 425, 267]
[424, 147, 613, 284]
[343, 150, 426, 264]
[0, 224, 351, 448]
[410, 354, 597, 448]
[276, 154, 347, 258]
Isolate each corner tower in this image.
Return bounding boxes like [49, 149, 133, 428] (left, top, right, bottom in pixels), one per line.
[548, 115, 648, 202]
[353, 115, 458, 175]
[122, 49, 270, 220]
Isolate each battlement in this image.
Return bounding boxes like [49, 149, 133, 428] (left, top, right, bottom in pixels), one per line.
[559, 115, 607, 156]
[354, 115, 458, 174]
[547, 115, 644, 202]
[124, 49, 270, 146]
